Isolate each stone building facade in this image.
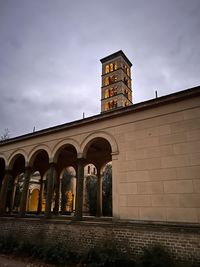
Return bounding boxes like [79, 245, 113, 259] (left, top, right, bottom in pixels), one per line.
[0, 51, 199, 262]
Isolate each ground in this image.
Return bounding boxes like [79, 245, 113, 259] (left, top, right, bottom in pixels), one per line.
[0, 254, 56, 267]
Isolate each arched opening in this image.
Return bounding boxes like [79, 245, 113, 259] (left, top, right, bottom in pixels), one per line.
[29, 150, 49, 214]
[7, 154, 25, 213]
[27, 171, 47, 213]
[12, 172, 25, 212]
[101, 162, 112, 217]
[54, 144, 77, 215]
[83, 137, 112, 217]
[59, 167, 76, 214]
[29, 189, 39, 212]
[83, 164, 97, 216]
[105, 65, 109, 74]
[0, 158, 5, 191]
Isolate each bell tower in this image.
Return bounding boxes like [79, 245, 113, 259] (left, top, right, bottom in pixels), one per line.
[100, 50, 133, 113]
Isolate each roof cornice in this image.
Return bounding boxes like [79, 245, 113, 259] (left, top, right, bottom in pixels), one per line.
[1, 86, 200, 146]
[100, 50, 132, 67]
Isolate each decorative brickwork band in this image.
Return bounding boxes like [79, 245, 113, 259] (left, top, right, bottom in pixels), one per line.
[0, 170, 12, 214]
[74, 158, 85, 220]
[19, 167, 32, 216]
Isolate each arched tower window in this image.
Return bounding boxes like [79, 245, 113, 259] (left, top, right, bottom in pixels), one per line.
[105, 77, 109, 86]
[105, 65, 109, 74]
[105, 89, 109, 98]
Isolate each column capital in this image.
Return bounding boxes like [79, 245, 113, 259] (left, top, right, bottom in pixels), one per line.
[24, 166, 32, 172]
[4, 168, 11, 175]
[49, 161, 56, 168]
[77, 153, 84, 159]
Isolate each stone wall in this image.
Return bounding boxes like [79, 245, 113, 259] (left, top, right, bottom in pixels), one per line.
[0, 87, 200, 223]
[114, 95, 200, 222]
[0, 217, 199, 263]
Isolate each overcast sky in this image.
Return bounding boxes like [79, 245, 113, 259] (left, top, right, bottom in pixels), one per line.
[0, 0, 200, 138]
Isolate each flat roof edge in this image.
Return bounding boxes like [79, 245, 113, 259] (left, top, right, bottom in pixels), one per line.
[100, 50, 132, 67]
[0, 85, 199, 146]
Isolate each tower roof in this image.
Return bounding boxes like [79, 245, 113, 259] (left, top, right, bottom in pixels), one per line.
[100, 50, 132, 67]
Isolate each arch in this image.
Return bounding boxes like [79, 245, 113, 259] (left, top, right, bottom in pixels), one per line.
[81, 131, 118, 158]
[0, 156, 6, 190]
[8, 149, 27, 169]
[0, 154, 8, 167]
[52, 138, 80, 162]
[28, 144, 51, 166]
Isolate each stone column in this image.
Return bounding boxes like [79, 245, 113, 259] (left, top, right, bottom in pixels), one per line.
[45, 163, 56, 217]
[37, 176, 44, 214]
[74, 158, 85, 220]
[54, 174, 60, 215]
[0, 170, 11, 214]
[19, 167, 31, 216]
[96, 167, 102, 217]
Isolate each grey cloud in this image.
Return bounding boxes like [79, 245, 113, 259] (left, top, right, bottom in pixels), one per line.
[0, 0, 199, 137]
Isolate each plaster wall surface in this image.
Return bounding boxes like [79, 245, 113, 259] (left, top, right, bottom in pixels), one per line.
[0, 89, 200, 223]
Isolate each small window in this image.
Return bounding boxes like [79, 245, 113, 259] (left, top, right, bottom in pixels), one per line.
[105, 102, 109, 111]
[110, 88, 114, 97]
[124, 89, 128, 98]
[127, 68, 130, 76]
[124, 101, 129, 107]
[113, 87, 117, 95]
[105, 89, 109, 98]
[110, 63, 113, 72]
[109, 76, 114, 84]
[105, 77, 109, 86]
[124, 77, 128, 86]
[105, 65, 109, 74]
[88, 165, 90, 174]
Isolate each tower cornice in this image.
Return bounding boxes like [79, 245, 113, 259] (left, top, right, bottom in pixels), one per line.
[100, 50, 132, 67]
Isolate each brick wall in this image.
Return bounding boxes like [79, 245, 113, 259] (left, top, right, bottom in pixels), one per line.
[0, 217, 199, 263]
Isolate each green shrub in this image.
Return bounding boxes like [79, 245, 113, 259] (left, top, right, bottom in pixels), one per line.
[15, 240, 34, 257]
[82, 246, 135, 267]
[31, 244, 44, 259]
[138, 245, 174, 267]
[0, 235, 199, 267]
[0, 234, 18, 254]
[42, 242, 71, 264]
